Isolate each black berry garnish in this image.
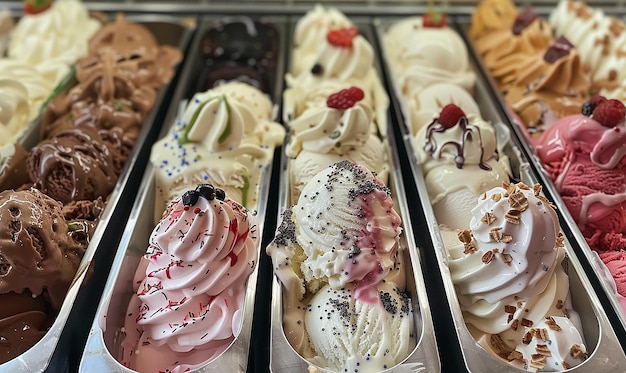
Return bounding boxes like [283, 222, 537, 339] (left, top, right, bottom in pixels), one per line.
[182, 190, 200, 206]
[196, 184, 216, 200]
[215, 188, 226, 201]
[311, 63, 323, 75]
[581, 100, 594, 116]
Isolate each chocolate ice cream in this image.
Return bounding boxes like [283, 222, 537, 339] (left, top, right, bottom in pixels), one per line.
[27, 127, 123, 204]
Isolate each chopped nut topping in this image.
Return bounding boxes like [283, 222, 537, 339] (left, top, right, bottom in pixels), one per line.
[518, 182, 530, 190]
[521, 318, 533, 327]
[509, 190, 529, 211]
[501, 234, 513, 243]
[556, 233, 564, 248]
[533, 183, 542, 196]
[510, 319, 520, 331]
[505, 209, 521, 224]
[507, 350, 524, 362]
[609, 18, 625, 36]
[507, 314, 514, 323]
[482, 250, 495, 264]
[504, 305, 517, 313]
[489, 227, 503, 242]
[556, 300, 564, 309]
[530, 354, 547, 370]
[562, 361, 571, 370]
[458, 229, 472, 243]
[536, 328, 549, 341]
[489, 335, 514, 359]
[463, 243, 477, 254]
[522, 331, 533, 344]
[502, 253, 513, 266]
[545, 316, 562, 331]
[481, 212, 496, 225]
[501, 180, 511, 190]
[536, 344, 552, 356]
[570, 344, 586, 360]
[491, 193, 502, 202]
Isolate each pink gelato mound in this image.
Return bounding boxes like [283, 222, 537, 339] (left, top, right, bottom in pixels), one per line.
[599, 250, 626, 313]
[535, 113, 626, 252]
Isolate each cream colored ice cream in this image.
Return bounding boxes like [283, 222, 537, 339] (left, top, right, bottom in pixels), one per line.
[283, 74, 388, 135]
[285, 86, 388, 202]
[292, 4, 351, 72]
[151, 82, 285, 218]
[305, 282, 412, 372]
[0, 60, 55, 145]
[550, 0, 626, 85]
[267, 161, 413, 372]
[383, 16, 476, 100]
[9, 0, 100, 86]
[415, 104, 511, 229]
[287, 5, 388, 136]
[404, 82, 482, 134]
[446, 182, 586, 371]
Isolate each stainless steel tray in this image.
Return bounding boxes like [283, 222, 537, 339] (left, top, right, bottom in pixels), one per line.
[268, 18, 440, 373]
[0, 16, 193, 373]
[455, 12, 626, 345]
[79, 14, 287, 373]
[376, 15, 626, 373]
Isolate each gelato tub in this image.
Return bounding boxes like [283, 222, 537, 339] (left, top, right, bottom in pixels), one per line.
[460, 6, 626, 346]
[267, 16, 440, 373]
[0, 14, 192, 372]
[376, 14, 626, 373]
[79, 15, 286, 373]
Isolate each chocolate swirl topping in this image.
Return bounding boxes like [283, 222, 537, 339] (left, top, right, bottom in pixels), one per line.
[423, 116, 493, 171]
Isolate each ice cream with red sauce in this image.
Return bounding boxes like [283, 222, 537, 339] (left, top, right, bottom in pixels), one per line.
[267, 161, 413, 373]
[121, 184, 258, 372]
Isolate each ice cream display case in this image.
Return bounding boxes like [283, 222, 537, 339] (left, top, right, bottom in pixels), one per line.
[1, 1, 626, 373]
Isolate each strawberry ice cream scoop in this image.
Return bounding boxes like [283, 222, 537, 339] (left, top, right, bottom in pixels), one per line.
[534, 106, 626, 252]
[122, 184, 258, 372]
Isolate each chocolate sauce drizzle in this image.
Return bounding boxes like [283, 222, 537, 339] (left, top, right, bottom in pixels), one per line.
[423, 117, 493, 171]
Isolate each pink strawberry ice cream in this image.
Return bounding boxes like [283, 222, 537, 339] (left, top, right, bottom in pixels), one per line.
[534, 101, 626, 252]
[534, 97, 626, 312]
[121, 184, 258, 372]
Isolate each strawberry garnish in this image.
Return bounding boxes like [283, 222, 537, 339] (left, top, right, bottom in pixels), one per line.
[438, 104, 466, 128]
[23, 0, 52, 15]
[592, 99, 626, 128]
[327, 87, 365, 110]
[423, 1, 448, 28]
[327, 27, 358, 48]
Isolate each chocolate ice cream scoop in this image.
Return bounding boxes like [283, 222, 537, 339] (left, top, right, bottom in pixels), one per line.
[0, 291, 50, 364]
[27, 127, 122, 204]
[84, 13, 182, 89]
[0, 188, 85, 310]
